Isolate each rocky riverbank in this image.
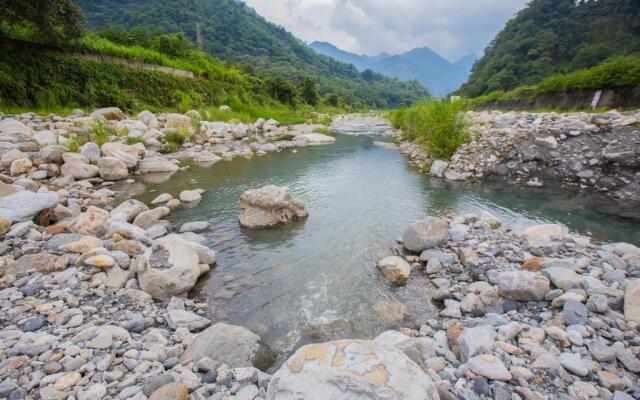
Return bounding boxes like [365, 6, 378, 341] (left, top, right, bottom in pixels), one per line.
[0, 107, 338, 400]
[373, 212, 640, 400]
[401, 109, 640, 202]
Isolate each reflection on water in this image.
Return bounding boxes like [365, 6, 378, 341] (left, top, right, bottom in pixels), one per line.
[129, 133, 640, 357]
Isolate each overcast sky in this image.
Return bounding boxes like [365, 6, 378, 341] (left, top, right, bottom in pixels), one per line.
[242, 0, 529, 62]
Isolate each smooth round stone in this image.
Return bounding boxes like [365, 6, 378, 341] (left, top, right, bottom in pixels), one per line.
[8, 388, 27, 400]
[23, 316, 46, 332]
[473, 377, 491, 395]
[563, 300, 588, 326]
[20, 284, 45, 296]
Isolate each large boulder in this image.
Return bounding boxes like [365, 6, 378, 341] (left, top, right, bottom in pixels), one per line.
[138, 156, 179, 173]
[377, 256, 411, 285]
[60, 163, 100, 179]
[0, 191, 58, 223]
[401, 218, 449, 253]
[239, 185, 308, 229]
[180, 323, 271, 369]
[90, 107, 124, 121]
[266, 340, 440, 400]
[137, 110, 159, 128]
[137, 234, 201, 300]
[497, 270, 550, 301]
[98, 157, 129, 181]
[101, 142, 144, 168]
[0, 118, 33, 137]
[165, 113, 191, 130]
[38, 145, 67, 164]
[110, 199, 148, 222]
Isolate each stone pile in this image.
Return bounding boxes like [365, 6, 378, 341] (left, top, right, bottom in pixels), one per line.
[401, 109, 640, 201]
[374, 211, 640, 399]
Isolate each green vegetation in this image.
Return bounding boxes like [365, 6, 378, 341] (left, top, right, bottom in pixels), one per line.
[461, 0, 640, 97]
[90, 119, 113, 145]
[163, 130, 185, 152]
[389, 100, 470, 159]
[0, 0, 84, 45]
[470, 56, 640, 106]
[73, 0, 429, 108]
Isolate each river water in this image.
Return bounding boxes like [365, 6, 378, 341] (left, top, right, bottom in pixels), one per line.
[127, 121, 640, 357]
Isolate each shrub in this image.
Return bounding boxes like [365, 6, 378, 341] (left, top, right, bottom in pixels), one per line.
[390, 100, 470, 159]
[164, 130, 185, 152]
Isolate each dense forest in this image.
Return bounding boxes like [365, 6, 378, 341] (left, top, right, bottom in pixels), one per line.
[73, 0, 429, 108]
[460, 0, 640, 97]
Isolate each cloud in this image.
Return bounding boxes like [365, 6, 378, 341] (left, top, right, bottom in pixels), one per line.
[242, 0, 529, 61]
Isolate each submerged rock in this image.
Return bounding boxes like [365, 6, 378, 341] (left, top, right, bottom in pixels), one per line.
[266, 340, 440, 400]
[239, 185, 308, 229]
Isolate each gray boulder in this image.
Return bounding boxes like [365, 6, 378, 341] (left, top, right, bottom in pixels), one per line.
[497, 270, 550, 301]
[401, 218, 449, 253]
[0, 191, 58, 223]
[180, 323, 271, 369]
[98, 157, 129, 181]
[137, 234, 202, 300]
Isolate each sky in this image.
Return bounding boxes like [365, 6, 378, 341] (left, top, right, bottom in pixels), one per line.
[242, 0, 530, 62]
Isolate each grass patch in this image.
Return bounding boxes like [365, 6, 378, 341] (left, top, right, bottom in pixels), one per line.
[313, 127, 332, 135]
[164, 130, 185, 152]
[90, 119, 113, 145]
[389, 99, 470, 159]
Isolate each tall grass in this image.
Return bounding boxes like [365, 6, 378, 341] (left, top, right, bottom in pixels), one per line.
[90, 119, 113, 145]
[389, 100, 470, 159]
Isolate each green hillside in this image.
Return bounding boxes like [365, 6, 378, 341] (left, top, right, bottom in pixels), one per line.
[461, 0, 640, 97]
[73, 0, 429, 108]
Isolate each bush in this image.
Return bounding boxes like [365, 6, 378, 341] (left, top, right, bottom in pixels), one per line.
[390, 100, 470, 158]
[164, 130, 185, 152]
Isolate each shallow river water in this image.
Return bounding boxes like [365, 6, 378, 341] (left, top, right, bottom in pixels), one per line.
[126, 123, 640, 357]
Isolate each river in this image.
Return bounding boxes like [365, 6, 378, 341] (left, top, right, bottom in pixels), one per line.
[121, 119, 639, 359]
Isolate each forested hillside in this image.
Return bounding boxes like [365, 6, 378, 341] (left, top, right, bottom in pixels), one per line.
[460, 0, 640, 97]
[73, 0, 429, 108]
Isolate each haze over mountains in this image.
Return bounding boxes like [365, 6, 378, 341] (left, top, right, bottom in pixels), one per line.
[311, 41, 478, 98]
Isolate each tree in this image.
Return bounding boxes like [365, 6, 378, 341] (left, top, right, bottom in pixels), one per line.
[0, 0, 85, 45]
[151, 32, 194, 57]
[301, 77, 319, 106]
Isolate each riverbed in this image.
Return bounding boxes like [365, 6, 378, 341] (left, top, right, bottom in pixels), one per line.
[123, 120, 640, 356]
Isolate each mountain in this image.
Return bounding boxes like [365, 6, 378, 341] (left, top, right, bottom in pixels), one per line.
[460, 0, 640, 97]
[73, 0, 429, 108]
[311, 41, 478, 97]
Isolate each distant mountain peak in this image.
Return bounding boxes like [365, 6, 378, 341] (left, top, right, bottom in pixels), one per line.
[311, 41, 478, 97]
